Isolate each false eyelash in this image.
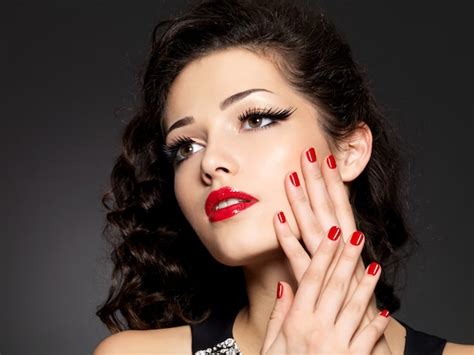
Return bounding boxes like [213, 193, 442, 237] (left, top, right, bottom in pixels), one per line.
[237, 106, 296, 124]
[161, 135, 195, 164]
[161, 105, 297, 165]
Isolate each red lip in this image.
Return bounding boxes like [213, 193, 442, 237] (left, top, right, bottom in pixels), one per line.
[205, 186, 259, 222]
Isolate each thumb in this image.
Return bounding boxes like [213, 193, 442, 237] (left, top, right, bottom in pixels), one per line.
[261, 281, 294, 354]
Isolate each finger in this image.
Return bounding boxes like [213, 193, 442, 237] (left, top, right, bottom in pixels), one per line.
[335, 261, 382, 339]
[318, 151, 358, 243]
[318, 151, 371, 314]
[320, 152, 367, 280]
[301, 149, 352, 291]
[301, 148, 340, 238]
[350, 309, 391, 353]
[261, 281, 294, 354]
[274, 211, 311, 282]
[284, 170, 323, 256]
[300, 147, 375, 329]
[315, 230, 365, 323]
[292, 225, 342, 313]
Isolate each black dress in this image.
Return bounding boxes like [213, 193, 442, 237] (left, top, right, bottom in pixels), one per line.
[191, 306, 447, 355]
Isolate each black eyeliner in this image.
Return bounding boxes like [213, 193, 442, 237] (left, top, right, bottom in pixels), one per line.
[237, 106, 296, 124]
[162, 105, 297, 164]
[161, 136, 195, 164]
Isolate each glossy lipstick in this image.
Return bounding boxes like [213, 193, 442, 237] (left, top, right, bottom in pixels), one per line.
[205, 186, 258, 222]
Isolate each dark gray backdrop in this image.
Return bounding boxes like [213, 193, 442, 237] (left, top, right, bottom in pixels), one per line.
[2, 1, 473, 354]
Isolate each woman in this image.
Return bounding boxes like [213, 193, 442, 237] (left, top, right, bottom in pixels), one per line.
[94, 0, 472, 353]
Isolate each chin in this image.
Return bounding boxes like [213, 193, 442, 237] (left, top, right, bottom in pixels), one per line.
[203, 229, 281, 267]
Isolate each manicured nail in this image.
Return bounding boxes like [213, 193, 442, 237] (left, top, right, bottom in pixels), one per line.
[368, 262, 380, 275]
[277, 282, 284, 299]
[278, 211, 286, 223]
[305, 147, 317, 163]
[290, 171, 300, 186]
[326, 154, 337, 169]
[327, 226, 341, 241]
[379, 309, 390, 318]
[350, 231, 364, 246]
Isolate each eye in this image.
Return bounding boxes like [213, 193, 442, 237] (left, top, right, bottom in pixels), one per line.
[161, 136, 204, 166]
[238, 106, 296, 131]
[176, 141, 204, 161]
[241, 115, 274, 129]
[161, 106, 296, 166]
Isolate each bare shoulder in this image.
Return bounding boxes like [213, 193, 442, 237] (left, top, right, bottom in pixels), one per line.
[93, 325, 192, 355]
[443, 342, 474, 355]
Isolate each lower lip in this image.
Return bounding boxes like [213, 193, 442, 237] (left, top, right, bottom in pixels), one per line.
[208, 200, 258, 222]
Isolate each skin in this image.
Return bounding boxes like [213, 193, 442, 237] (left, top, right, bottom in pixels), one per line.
[165, 47, 394, 353]
[93, 48, 473, 354]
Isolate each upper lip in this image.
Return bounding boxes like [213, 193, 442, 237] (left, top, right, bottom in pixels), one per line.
[205, 186, 258, 216]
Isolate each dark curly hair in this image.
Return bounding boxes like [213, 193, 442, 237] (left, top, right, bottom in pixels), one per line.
[96, 0, 418, 333]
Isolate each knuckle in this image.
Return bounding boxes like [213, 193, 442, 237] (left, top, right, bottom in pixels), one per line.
[303, 264, 325, 285]
[293, 192, 307, 204]
[319, 199, 335, 214]
[339, 246, 357, 263]
[269, 308, 284, 322]
[308, 334, 321, 348]
[326, 275, 347, 295]
[364, 323, 382, 339]
[282, 312, 304, 335]
[285, 240, 305, 258]
[318, 238, 337, 257]
[303, 273, 324, 289]
[345, 300, 365, 315]
[312, 168, 324, 181]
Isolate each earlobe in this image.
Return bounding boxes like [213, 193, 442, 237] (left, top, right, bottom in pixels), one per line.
[336, 123, 373, 182]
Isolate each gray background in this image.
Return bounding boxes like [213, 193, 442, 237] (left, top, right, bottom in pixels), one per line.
[2, 1, 473, 354]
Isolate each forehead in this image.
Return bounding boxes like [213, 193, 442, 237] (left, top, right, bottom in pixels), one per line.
[163, 48, 296, 128]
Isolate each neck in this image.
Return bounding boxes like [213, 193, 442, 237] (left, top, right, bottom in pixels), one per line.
[233, 249, 298, 353]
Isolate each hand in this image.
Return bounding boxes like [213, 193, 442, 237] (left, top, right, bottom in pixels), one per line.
[278, 147, 380, 320]
[260, 147, 391, 354]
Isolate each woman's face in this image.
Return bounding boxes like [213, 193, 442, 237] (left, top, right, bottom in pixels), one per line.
[163, 48, 333, 266]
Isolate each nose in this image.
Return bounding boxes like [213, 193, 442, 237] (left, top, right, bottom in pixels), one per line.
[200, 138, 239, 185]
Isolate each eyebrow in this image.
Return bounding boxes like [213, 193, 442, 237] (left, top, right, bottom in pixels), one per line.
[164, 88, 274, 138]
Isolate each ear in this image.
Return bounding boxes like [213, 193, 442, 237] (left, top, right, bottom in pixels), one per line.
[334, 122, 372, 183]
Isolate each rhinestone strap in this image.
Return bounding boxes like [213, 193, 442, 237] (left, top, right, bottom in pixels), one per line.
[195, 337, 242, 355]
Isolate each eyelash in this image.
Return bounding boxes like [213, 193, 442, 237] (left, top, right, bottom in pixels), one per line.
[161, 106, 296, 166]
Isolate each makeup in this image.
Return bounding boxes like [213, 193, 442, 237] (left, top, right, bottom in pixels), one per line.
[205, 186, 258, 222]
[162, 106, 296, 165]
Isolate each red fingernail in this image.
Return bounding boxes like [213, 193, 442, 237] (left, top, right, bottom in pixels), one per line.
[379, 309, 390, 318]
[326, 155, 337, 169]
[277, 282, 284, 299]
[368, 262, 380, 275]
[305, 147, 317, 163]
[350, 231, 364, 246]
[327, 226, 341, 241]
[278, 211, 286, 223]
[290, 171, 300, 187]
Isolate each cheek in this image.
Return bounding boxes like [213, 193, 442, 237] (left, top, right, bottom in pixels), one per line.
[173, 163, 203, 225]
[244, 141, 298, 223]
[248, 132, 303, 186]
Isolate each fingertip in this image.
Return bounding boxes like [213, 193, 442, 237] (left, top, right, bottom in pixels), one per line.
[367, 261, 382, 276]
[276, 281, 284, 299]
[377, 309, 391, 333]
[379, 309, 390, 319]
[349, 230, 365, 247]
[275, 281, 294, 299]
[277, 211, 286, 224]
[273, 211, 287, 238]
